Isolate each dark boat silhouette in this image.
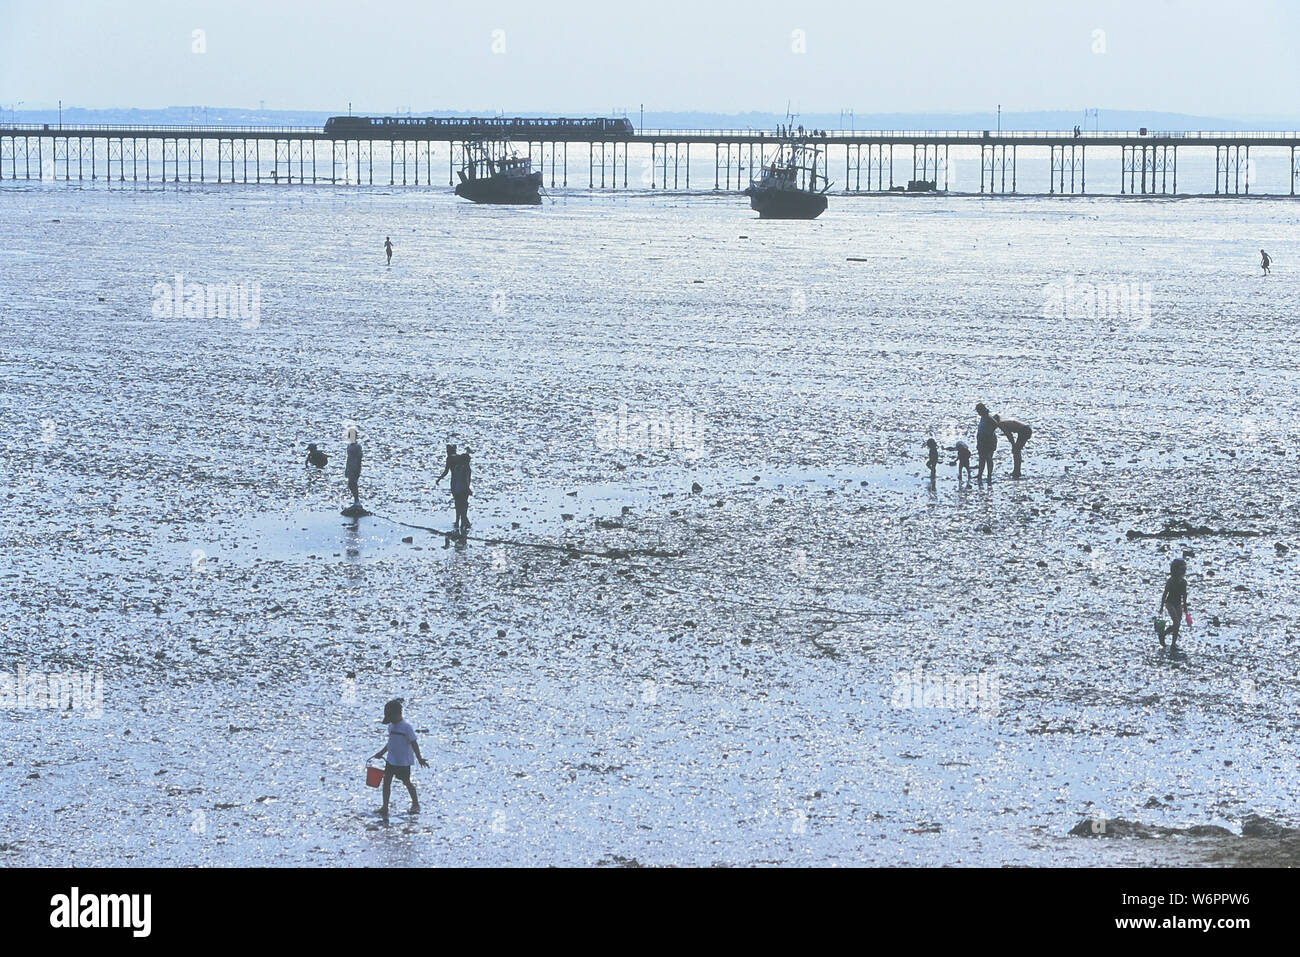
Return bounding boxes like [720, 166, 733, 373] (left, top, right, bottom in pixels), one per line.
[454, 141, 542, 205]
[743, 140, 829, 219]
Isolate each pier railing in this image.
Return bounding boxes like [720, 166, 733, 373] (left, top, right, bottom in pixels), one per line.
[0, 123, 324, 134]
[4, 124, 1300, 142]
[635, 128, 1300, 141]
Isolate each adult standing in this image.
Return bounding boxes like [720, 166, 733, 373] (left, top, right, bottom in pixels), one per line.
[975, 403, 998, 484]
[344, 426, 363, 505]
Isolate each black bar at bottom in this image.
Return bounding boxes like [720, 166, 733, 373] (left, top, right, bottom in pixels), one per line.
[0, 866, 1284, 944]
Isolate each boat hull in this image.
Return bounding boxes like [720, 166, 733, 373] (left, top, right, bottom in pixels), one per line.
[744, 186, 827, 220]
[454, 172, 543, 205]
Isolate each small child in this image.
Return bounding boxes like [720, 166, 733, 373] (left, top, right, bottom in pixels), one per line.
[951, 440, 973, 484]
[924, 438, 939, 483]
[371, 698, 428, 816]
[305, 442, 328, 469]
[1157, 558, 1191, 648]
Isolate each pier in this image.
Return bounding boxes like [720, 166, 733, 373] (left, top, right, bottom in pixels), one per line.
[3, 121, 1299, 196]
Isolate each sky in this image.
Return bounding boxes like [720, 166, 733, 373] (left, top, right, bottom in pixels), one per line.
[2, 0, 1298, 119]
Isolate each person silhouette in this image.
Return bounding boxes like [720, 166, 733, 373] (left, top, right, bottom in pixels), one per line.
[994, 415, 1033, 479]
[975, 403, 998, 485]
[1261, 249, 1271, 276]
[344, 427, 362, 504]
[384, 237, 393, 266]
[437, 445, 472, 534]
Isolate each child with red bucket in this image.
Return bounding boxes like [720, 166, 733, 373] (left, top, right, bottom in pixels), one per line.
[370, 698, 428, 816]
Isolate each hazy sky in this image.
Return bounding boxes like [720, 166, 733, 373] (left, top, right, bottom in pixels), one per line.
[3, 0, 1298, 117]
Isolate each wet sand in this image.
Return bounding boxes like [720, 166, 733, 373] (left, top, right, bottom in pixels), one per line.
[1, 183, 1298, 865]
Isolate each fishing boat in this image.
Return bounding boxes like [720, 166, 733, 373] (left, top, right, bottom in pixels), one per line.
[454, 141, 543, 205]
[743, 140, 829, 219]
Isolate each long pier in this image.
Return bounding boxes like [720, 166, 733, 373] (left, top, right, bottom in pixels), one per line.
[4, 122, 1300, 196]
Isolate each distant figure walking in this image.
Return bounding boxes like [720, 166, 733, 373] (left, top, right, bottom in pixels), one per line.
[995, 416, 1033, 478]
[1157, 558, 1191, 649]
[1261, 249, 1271, 275]
[371, 698, 428, 816]
[924, 438, 939, 485]
[974, 403, 998, 484]
[384, 237, 393, 266]
[344, 427, 363, 504]
[305, 442, 328, 469]
[437, 444, 473, 533]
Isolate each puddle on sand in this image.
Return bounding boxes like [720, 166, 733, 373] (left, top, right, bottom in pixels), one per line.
[173, 460, 1084, 569]
[175, 509, 415, 566]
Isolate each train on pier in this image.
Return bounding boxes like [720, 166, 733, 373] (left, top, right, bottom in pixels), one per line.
[322, 115, 634, 138]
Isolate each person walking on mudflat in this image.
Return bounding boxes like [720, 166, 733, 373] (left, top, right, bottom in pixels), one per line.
[1261, 249, 1271, 276]
[384, 237, 394, 266]
[372, 698, 428, 816]
[1157, 558, 1191, 649]
[995, 415, 1033, 479]
[974, 403, 998, 485]
[437, 444, 473, 534]
[924, 438, 940, 485]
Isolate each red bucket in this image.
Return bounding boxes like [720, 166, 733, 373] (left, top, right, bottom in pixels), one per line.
[365, 760, 384, 788]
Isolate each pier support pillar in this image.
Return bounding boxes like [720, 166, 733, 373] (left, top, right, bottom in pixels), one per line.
[981, 143, 1013, 194]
